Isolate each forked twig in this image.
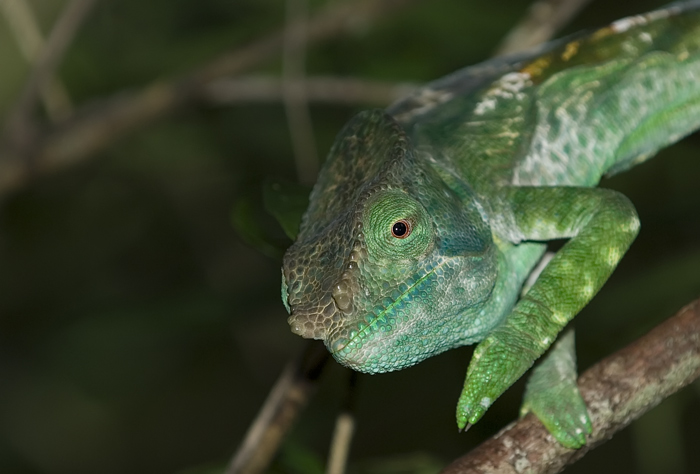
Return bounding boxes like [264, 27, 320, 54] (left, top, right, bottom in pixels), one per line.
[0, 0, 73, 121]
[3, 0, 97, 151]
[0, 0, 420, 196]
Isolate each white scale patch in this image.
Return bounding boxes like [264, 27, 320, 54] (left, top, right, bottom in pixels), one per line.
[480, 396, 492, 408]
[512, 46, 692, 186]
[638, 32, 653, 43]
[610, 6, 681, 33]
[473, 72, 532, 116]
[607, 247, 621, 266]
[393, 88, 454, 123]
[512, 75, 606, 185]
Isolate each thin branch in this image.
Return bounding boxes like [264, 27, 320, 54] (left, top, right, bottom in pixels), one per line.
[226, 341, 330, 474]
[205, 76, 418, 106]
[327, 413, 356, 474]
[190, 0, 420, 86]
[495, 0, 594, 56]
[283, 0, 318, 186]
[441, 298, 700, 474]
[3, 0, 97, 151]
[0, 0, 73, 121]
[326, 371, 359, 474]
[0, 0, 420, 197]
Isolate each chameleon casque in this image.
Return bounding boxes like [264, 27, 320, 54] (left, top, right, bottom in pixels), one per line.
[280, 2, 700, 448]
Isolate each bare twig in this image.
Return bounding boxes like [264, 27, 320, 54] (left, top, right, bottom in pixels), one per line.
[190, 0, 419, 86]
[326, 371, 359, 474]
[0, 0, 73, 121]
[327, 413, 356, 474]
[205, 76, 418, 106]
[283, 0, 318, 186]
[3, 0, 97, 151]
[226, 340, 330, 474]
[495, 0, 594, 55]
[0, 0, 419, 197]
[441, 298, 700, 474]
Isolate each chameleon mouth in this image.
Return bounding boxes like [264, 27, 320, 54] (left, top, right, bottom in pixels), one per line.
[329, 258, 446, 356]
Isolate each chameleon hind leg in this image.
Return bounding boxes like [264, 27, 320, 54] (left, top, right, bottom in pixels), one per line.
[521, 329, 591, 448]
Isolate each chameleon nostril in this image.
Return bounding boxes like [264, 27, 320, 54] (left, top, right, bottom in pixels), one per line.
[332, 280, 353, 312]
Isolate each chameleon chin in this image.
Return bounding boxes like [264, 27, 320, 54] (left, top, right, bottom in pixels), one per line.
[281, 1, 700, 449]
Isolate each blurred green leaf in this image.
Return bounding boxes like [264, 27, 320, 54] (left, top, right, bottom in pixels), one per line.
[274, 440, 325, 474]
[231, 197, 286, 260]
[175, 463, 226, 474]
[263, 178, 312, 241]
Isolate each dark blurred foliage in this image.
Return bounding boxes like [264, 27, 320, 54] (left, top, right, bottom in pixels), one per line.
[0, 1, 698, 473]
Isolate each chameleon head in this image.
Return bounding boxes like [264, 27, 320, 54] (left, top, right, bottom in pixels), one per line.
[282, 110, 498, 374]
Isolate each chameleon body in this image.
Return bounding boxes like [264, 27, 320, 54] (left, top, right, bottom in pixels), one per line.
[281, 2, 700, 447]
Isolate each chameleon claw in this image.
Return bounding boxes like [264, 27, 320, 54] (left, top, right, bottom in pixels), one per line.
[459, 422, 473, 434]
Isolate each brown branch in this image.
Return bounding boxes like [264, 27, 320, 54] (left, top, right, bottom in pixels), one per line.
[326, 370, 359, 474]
[0, 0, 419, 197]
[204, 76, 418, 106]
[441, 298, 700, 474]
[226, 340, 330, 474]
[283, 0, 318, 186]
[0, 0, 73, 121]
[495, 0, 594, 56]
[327, 412, 356, 474]
[3, 0, 97, 151]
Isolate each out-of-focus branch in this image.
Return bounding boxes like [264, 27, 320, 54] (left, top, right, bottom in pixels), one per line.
[283, 0, 318, 186]
[3, 0, 96, 151]
[0, 0, 419, 197]
[326, 370, 359, 474]
[226, 341, 330, 474]
[0, 0, 73, 121]
[191, 0, 419, 86]
[441, 298, 700, 474]
[495, 0, 594, 55]
[327, 413, 356, 474]
[205, 76, 418, 106]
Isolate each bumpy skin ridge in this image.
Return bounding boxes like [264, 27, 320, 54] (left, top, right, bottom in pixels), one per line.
[281, 2, 700, 447]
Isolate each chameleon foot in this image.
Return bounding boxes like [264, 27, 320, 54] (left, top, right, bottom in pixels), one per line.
[456, 333, 537, 429]
[521, 329, 592, 449]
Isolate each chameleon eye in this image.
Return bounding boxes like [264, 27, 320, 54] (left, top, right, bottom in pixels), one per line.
[364, 191, 431, 259]
[391, 219, 412, 239]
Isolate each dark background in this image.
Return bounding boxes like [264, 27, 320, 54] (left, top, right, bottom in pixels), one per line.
[0, 1, 698, 473]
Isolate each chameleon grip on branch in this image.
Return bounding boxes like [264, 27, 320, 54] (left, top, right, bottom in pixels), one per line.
[280, 1, 700, 448]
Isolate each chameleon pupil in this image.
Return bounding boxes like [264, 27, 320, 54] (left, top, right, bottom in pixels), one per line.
[391, 220, 411, 239]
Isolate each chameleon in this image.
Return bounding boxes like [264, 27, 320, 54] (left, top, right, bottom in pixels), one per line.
[279, 1, 700, 448]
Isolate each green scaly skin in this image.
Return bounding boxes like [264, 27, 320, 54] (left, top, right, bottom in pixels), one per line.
[281, 2, 700, 448]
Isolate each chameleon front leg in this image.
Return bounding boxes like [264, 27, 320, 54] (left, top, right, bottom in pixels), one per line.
[456, 186, 640, 446]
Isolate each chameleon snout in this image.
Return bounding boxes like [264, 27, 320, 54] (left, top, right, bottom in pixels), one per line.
[286, 291, 339, 340]
[284, 255, 360, 341]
